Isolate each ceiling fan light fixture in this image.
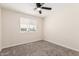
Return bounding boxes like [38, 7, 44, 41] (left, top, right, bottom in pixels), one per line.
[35, 3, 52, 14]
[37, 8, 41, 11]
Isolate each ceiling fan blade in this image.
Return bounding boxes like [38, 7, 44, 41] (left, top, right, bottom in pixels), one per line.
[36, 3, 41, 7]
[41, 7, 52, 10]
[39, 10, 42, 14]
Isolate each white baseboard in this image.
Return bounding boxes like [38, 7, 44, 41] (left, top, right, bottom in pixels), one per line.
[2, 39, 42, 49]
[45, 39, 79, 52]
[2, 39, 79, 52]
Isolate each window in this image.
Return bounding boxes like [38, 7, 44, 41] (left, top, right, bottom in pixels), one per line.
[20, 17, 37, 32]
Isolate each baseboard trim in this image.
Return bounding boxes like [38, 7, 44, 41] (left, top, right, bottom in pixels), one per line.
[45, 39, 79, 52]
[2, 39, 79, 52]
[2, 39, 42, 49]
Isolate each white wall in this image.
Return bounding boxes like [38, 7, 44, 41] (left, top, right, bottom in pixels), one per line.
[0, 8, 2, 51]
[2, 8, 43, 49]
[44, 4, 79, 51]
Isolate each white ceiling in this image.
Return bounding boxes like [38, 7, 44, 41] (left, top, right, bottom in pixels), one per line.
[0, 3, 55, 18]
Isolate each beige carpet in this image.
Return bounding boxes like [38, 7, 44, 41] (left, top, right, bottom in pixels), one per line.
[0, 40, 79, 56]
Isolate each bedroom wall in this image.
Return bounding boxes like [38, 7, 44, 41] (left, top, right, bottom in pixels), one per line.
[44, 4, 79, 51]
[2, 8, 43, 49]
[0, 8, 2, 51]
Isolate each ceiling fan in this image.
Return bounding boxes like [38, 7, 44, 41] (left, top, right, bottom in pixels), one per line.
[35, 3, 52, 14]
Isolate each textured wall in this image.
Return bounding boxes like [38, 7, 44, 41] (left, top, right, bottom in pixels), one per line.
[44, 4, 79, 51]
[2, 8, 43, 48]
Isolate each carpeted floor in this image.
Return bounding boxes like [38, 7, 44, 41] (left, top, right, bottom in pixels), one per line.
[0, 40, 79, 56]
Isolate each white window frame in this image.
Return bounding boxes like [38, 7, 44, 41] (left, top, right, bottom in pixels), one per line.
[20, 17, 37, 32]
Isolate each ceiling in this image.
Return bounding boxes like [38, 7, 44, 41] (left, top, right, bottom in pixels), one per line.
[0, 3, 55, 18]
